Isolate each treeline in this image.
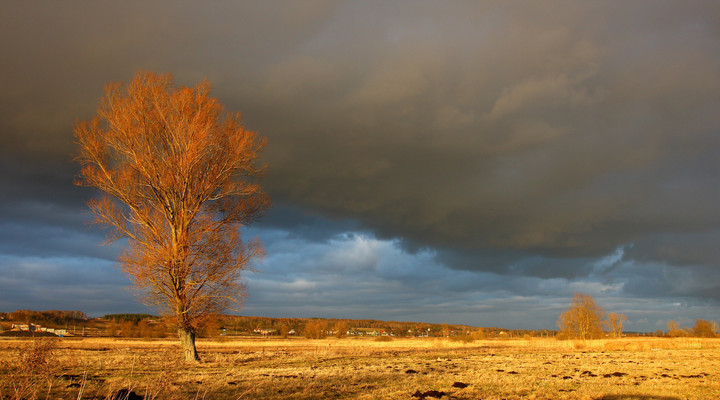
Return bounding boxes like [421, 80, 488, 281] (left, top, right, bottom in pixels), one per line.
[103, 314, 158, 323]
[106, 318, 167, 338]
[557, 293, 718, 340]
[3, 310, 87, 326]
[661, 319, 717, 338]
[212, 315, 482, 338]
[2, 311, 554, 339]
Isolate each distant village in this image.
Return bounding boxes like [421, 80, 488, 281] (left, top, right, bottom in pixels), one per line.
[3, 309, 550, 339]
[10, 323, 71, 336]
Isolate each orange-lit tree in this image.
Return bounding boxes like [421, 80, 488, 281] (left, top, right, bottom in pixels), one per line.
[557, 293, 604, 340]
[75, 71, 270, 361]
[603, 312, 628, 338]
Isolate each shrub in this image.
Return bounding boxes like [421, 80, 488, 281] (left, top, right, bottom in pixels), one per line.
[449, 334, 475, 343]
[1, 338, 59, 400]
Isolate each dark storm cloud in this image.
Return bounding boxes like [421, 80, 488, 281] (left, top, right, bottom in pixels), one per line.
[238, 1, 720, 275]
[1, 1, 720, 325]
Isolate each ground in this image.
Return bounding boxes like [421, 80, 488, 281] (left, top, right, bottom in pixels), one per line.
[1, 336, 718, 399]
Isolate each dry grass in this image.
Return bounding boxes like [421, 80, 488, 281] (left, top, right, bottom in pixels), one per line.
[1, 336, 718, 399]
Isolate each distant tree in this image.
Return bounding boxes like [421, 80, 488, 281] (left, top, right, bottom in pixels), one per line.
[197, 317, 219, 338]
[108, 319, 118, 337]
[692, 319, 716, 338]
[471, 328, 486, 340]
[603, 312, 628, 338]
[334, 321, 348, 338]
[75, 71, 269, 361]
[557, 293, 604, 340]
[120, 321, 136, 337]
[138, 320, 152, 338]
[303, 321, 327, 339]
[666, 320, 682, 337]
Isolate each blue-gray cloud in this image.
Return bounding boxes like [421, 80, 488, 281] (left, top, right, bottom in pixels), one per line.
[1, 1, 719, 329]
[241, 227, 718, 330]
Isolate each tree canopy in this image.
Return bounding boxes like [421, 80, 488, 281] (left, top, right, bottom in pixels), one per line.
[557, 293, 604, 340]
[75, 71, 269, 360]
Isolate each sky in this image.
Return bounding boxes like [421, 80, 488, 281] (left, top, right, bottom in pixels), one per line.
[1, 1, 719, 331]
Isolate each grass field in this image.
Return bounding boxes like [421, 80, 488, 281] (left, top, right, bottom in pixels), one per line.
[1, 336, 718, 399]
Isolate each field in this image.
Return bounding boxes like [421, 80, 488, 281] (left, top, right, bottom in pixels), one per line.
[1, 336, 718, 400]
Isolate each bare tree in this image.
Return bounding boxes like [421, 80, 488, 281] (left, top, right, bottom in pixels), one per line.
[557, 293, 604, 340]
[303, 320, 327, 339]
[603, 312, 628, 338]
[334, 321, 348, 338]
[666, 320, 686, 337]
[75, 71, 270, 361]
[692, 319, 716, 338]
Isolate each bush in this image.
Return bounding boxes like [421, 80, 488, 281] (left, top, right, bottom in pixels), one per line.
[449, 334, 475, 343]
[1, 338, 59, 400]
[374, 335, 392, 342]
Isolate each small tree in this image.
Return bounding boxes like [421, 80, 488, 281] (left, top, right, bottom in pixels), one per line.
[692, 319, 716, 338]
[666, 320, 687, 337]
[303, 321, 327, 339]
[334, 321, 348, 338]
[603, 312, 627, 338]
[75, 71, 269, 361]
[557, 293, 604, 340]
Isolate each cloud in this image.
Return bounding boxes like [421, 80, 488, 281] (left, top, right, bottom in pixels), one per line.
[0, 254, 146, 316]
[1, 1, 720, 327]
[239, 2, 720, 275]
[242, 228, 719, 330]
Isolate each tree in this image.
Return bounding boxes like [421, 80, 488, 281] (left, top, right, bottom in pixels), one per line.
[666, 320, 687, 337]
[108, 319, 118, 337]
[692, 319, 716, 338]
[303, 321, 327, 339]
[603, 312, 627, 338]
[557, 293, 604, 340]
[75, 71, 270, 361]
[334, 321, 348, 338]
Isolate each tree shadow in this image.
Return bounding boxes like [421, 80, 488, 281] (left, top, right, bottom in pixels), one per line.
[597, 396, 681, 400]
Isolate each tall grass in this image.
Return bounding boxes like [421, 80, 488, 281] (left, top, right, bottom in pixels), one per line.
[0, 338, 59, 400]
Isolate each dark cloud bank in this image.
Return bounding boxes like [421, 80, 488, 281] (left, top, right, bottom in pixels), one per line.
[1, 1, 719, 330]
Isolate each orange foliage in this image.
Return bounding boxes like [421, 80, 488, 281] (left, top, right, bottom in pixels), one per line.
[557, 293, 604, 340]
[74, 71, 270, 360]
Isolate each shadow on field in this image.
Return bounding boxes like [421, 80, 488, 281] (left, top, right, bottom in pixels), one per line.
[597, 396, 681, 400]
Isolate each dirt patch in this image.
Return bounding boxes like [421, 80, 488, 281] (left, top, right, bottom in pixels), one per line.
[411, 389, 446, 399]
[109, 389, 143, 400]
[603, 372, 628, 378]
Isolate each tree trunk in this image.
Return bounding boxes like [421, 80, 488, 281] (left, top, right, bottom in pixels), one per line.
[178, 327, 200, 362]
